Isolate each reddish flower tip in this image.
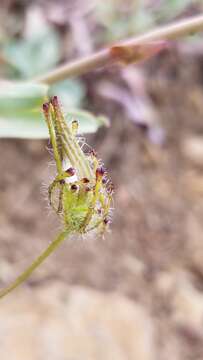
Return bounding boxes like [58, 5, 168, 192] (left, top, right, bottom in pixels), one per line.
[96, 166, 105, 179]
[103, 218, 109, 225]
[65, 167, 76, 176]
[71, 184, 78, 192]
[42, 102, 50, 113]
[50, 96, 59, 107]
[82, 177, 90, 184]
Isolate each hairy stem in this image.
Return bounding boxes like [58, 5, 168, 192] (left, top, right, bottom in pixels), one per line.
[35, 14, 203, 85]
[0, 230, 68, 300]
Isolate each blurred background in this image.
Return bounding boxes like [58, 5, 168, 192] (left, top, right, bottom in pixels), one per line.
[1, 0, 203, 359]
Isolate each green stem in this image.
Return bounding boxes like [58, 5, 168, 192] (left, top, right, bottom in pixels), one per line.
[0, 230, 68, 300]
[34, 14, 203, 85]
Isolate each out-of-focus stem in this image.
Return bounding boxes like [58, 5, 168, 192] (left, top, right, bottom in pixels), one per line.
[35, 15, 203, 85]
[0, 230, 68, 300]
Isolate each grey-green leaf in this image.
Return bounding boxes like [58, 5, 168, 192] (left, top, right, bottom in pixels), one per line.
[3, 29, 61, 78]
[48, 79, 86, 109]
[0, 81, 109, 138]
[0, 81, 49, 117]
[0, 106, 109, 139]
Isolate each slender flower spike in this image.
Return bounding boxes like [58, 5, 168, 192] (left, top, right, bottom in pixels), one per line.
[43, 96, 113, 236]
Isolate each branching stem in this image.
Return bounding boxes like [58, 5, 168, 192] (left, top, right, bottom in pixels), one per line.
[35, 14, 203, 85]
[0, 230, 68, 299]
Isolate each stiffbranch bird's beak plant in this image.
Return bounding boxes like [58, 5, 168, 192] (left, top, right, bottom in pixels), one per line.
[1, 14, 203, 299]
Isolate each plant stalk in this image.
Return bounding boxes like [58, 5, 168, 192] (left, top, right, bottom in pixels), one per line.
[0, 230, 68, 299]
[35, 14, 203, 85]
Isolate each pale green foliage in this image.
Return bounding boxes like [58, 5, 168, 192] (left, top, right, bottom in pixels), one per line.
[0, 81, 108, 138]
[0, 14, 108, 138]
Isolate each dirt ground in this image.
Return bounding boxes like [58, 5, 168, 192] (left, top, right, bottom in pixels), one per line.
[1, 49, 203, 358]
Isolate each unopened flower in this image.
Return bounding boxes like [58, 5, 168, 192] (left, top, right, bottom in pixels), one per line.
[43, 96, 113, 235]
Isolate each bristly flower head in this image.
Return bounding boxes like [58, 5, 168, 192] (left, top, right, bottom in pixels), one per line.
[43, 96, 113, 236]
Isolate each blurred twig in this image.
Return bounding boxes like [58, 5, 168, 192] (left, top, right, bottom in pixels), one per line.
[35, 14, 203, 85]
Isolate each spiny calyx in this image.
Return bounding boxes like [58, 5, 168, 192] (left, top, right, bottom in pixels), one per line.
[43, 96, 113, 235]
